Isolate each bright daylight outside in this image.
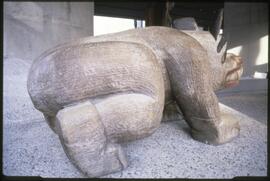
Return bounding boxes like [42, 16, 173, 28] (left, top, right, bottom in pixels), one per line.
[94, 15, 145, 36]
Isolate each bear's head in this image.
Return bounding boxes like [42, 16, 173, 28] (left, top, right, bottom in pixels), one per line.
[183, 31, 243, 91]
[174, 14, 243, 91]
[220, 53, 243, 89]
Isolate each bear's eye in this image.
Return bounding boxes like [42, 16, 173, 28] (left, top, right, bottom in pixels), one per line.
[221, 52, 226, 64]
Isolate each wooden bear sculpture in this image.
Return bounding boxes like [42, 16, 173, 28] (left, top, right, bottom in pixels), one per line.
[27, 26, 243, 177]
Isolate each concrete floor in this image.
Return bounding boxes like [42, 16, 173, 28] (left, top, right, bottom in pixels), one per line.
[3, 57, 268, 178]
[218, 92, 267, 125]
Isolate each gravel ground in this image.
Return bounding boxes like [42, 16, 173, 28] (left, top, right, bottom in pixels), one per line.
[3, 57, 267, 178]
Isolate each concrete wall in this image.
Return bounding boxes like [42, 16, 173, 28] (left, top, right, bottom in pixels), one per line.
[4, 2, 94, 62]
[224, 2, 268, 78]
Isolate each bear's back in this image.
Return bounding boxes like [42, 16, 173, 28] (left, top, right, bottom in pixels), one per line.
[27, 41, 164, 116]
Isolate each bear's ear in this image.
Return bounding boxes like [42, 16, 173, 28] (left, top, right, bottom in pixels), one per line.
[217, 36, 227, 54]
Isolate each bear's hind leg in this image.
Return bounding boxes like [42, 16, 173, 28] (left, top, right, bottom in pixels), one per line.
[55, 101, 127, 177]
[43, 114, 57, 134]
[95, 93, 164, 143]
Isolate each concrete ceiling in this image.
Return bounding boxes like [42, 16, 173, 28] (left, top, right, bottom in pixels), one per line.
[94, 2, 224, 30]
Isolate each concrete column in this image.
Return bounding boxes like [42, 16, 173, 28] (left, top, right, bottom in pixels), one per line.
[222, 2, 268, 93]
[4, 2, 94, 63]
[224, 2, 268, 78]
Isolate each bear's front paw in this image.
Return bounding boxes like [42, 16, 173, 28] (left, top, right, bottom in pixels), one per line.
[216, 112, 240, 144]
[190, 115, 240, 145]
